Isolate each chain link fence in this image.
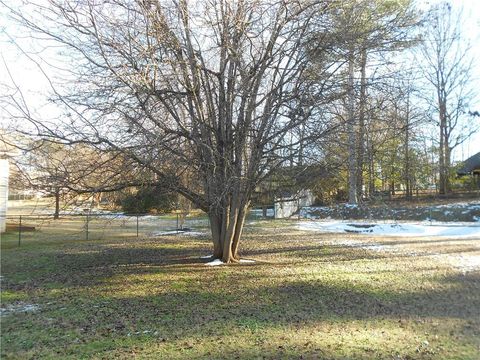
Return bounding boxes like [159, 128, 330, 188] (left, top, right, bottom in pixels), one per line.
[2, 207, 276, 247]
[2, 213, 209, 246]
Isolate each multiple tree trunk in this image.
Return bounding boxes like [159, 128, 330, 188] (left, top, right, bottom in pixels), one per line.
[4, 0, 331, 263]
[419, 3, 475, 195]
[3, 0, 476, 265]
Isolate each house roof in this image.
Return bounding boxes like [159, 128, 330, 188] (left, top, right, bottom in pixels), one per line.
[457, 152, 480, 175]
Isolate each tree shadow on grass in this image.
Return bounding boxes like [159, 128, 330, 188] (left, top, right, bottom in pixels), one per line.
[1, 240, 213, 289]
[5, 269, 478, 358]
[244, 237, 480, 263]
[2, 235, 480, 359]
[4, 231, 479, 293]
[12, 255, 480, 323]
[2, 244, 396, 292]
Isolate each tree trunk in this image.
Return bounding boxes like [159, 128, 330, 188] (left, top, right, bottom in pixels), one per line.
[356, 48, 367, 201]
[54, 188, 60, 220]
[368, 142, 375, 198]
[347, 47, 358, 204]
[438, 123, 446, 194]
[438, 89, 447, 195]
[231, 203, 248, 260]
[208, 199, 249, 263]
[298, 123, 305, 166]
[404, 94, 412, 200]
[209, 213, 223, 259]
[444, 143, 451, 193]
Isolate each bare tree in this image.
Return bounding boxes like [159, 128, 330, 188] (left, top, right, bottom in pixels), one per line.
[1, 133, 140, 217]
[418, 2, 477, 194]
[20, 141, 73, 219]
[312, 0, 417, 204]
[1, 0, 338, 262]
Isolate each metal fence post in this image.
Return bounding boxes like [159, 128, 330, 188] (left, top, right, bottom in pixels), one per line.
[176, 212, 179, 232]
[136, 215, 139, 238]
[18, 215, 22, 247]
[86, 214, 89, 241]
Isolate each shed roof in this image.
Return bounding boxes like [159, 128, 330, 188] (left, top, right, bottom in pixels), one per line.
[457, 152, 480, 175]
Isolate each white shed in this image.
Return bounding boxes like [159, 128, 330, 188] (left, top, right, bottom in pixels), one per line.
[274, 189, 315, 219]
[0, 159, 9, 233]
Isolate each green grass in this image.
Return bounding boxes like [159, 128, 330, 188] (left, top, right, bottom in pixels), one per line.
[1, 223, 479, 359]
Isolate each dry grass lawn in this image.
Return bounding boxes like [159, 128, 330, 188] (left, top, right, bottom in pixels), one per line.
[1, 221, 479, 359]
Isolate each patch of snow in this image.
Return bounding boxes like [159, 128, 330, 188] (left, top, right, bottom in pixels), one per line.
[301, 206, 331, 212]
[97, 214, 128, 219]
[200, 255, 213, 259]
[152, 230, 206, 237]
[239, 259, 255, 263]
[301, 213, 319, 220]
[250, 208, 275, 217]
[297, 220, 480, 238]
[205, 259, 224, 266]
[203, 258, 255, 265]
[333, 240, 392, 252]
[181, 231, 206, 237]
[66, 209, 127, 217]
[433, 254, 480, 273]
[1, 303, 40, 316]
[152, 230, 182, 236]
[435, 202, 480, 210]
[140, 215, 165, 221]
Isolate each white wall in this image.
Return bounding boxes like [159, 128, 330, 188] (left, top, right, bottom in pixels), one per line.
[0, 159, 9, 233]
[274, 200, 298, 219]
[274, 190, 315, 219]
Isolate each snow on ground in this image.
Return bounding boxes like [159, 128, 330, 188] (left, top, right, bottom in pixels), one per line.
[205, 259, 223, 266]
[434, 254, 480, 274]
[435, 201, 480, 210]
[300, 201, 480, 222]
[299, 207, 332, 219]
[332, 240, 392, 252]
[152, 230, 207, 237]
[297, 220, 480, 272]
[239, 259, 255, 263]
[204, 258, 256, 266]
[297, 220, 480, 238]
[250, 208, 275, 217]
[1, 303, 40, 316]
